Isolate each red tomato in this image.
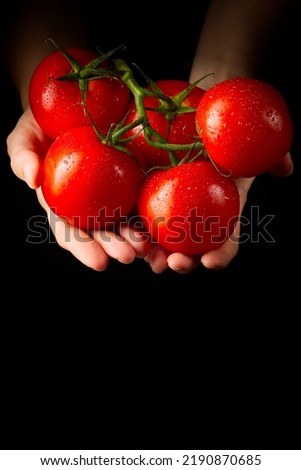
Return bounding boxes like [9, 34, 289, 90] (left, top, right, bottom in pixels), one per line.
[196, 77, 294, 177]
[137, 160, 240, 256]
[29, 48, 131, 139]
[122, 80, 206, 169]
[42, 127, 144, 230]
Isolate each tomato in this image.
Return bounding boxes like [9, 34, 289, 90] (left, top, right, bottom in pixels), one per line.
[41, 127, 144, 230]
[29, 48, 131, 139]
[196, 77, 294, 178]
[137, 160, 240, 256]
[122, 80, 206, 169]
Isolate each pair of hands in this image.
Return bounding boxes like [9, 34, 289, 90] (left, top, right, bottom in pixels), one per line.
[7, 107, 293, 274]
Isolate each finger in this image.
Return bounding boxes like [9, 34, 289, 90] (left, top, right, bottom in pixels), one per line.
[117, 223, 152, 258]
[51, 215, 111, 271]
[235, 176, 255, 206]
[200, 220, 240, 270]
[38, 186, 137, 267]
[6, 108, 52, 188]
[167, 252, 200, 274]
[8, 147, 42, 189]
[89, 229, 136, 265]
[144, 245, 169, 274]
[268, 152, 293, 177]
[47, 212, 110, 271]
[36, 188, 114, 271]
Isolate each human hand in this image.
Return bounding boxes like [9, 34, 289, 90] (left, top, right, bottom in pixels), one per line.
[143, 153, 293, 274]
[6, 108, 293, 274]
[6, 107, 151, 271]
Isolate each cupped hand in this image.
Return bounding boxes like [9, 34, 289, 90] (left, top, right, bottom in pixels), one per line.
[6, 107, 151, 271]
[6, 108, 293, 273]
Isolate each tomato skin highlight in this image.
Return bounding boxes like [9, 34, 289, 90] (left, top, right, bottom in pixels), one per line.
[196, 77, 294, 178]
[123, 80, 206, 169]
[42, 127, 144, 230]
[29, 48, 131, 139]
[137, 160, 240, 256]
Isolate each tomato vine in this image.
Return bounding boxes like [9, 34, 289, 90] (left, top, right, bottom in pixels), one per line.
[46, 40, 207, 167]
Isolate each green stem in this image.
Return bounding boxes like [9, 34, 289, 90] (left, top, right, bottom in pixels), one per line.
[113, 58, 204, 162]
[46, 42, 205, 163]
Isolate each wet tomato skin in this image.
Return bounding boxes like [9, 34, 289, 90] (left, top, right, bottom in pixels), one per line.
[42, 126, 144, 230]
[196, 77, 294, 177]
[29, 48, 131, 139]
[137, 160, 240, 256]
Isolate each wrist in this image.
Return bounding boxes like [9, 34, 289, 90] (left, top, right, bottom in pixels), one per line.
[190, 58, 257, 90]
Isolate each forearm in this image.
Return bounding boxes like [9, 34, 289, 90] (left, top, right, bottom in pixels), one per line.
[190, 0, 295, 88]
[5, 0, 88, 109]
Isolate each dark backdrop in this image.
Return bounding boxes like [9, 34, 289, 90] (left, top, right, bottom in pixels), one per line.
[0, 2, 299, 449]
[1, 20, 298, 299]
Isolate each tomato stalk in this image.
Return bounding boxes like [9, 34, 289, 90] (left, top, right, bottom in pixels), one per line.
[113, 58, 204, 166]
[45, 40, 205, 166]
[46, 39, 125, 104]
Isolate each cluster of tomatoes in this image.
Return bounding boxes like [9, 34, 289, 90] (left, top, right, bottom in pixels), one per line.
[29, 43, 294, 255]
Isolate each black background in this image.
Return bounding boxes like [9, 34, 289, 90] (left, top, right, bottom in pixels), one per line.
[0, 2, 299, 449]
[1, 13, 298, 302]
